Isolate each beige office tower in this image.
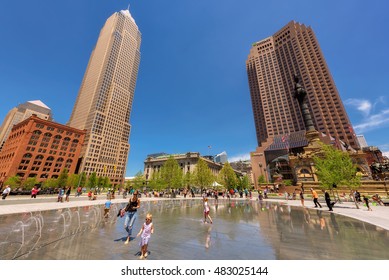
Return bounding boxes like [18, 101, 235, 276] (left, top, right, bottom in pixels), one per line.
[68, 9, 141, 186]
[247, 21, 359, 150]
[0, 100, 52, 151]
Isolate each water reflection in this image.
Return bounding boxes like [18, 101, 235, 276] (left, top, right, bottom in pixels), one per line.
[0, 199, 388, 260]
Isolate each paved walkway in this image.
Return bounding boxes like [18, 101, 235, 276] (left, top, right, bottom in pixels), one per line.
[1, 195, 389, 230]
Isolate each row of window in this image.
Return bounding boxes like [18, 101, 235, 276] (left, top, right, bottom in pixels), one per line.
[35, 124, 80, 138]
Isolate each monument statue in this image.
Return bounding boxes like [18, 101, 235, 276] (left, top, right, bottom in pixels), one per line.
[293, 74, 315, 132]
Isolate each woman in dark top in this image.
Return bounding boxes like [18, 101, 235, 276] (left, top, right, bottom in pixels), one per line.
[124, 190, 141, 244]
[299, 189, 305, 207]
[65, 187, 71, 202]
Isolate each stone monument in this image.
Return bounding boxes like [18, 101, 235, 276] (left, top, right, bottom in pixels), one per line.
[289, 75, 323, 183]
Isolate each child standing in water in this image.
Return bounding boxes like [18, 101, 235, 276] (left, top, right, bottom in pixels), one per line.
[137, 213, 154, 259]
[203, 198, 213, 224]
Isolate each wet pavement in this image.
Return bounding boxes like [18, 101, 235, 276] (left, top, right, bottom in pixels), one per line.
[1, 196, 388, 260]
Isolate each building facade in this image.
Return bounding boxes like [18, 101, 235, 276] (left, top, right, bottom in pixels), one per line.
[229, 159, 253, 185]
[144, 152, 243, 182]
[0, 100, 52, 152]
[357, 135, 368, 148]
[0, 115, 85, 184]
[68, 9, 141, 186]
[247, 21, 359, 185]
[247, 21, 358, 149]
[214, 151, 228, 164]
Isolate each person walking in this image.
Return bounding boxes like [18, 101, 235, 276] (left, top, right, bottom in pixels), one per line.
[57, 187, 64, 202]
[299, 189, 305, 207]
[310, 188, 322, 208]
[76, 186, 82, 197]
[324, 190, 333, 211]
[362, 195, 372, 211]
[203, 197, 213, 224]
[65, 187, 71, 202]
[2, 185, 11, 200]
[137, 213, 154, 259]
[124, 190, 141, 244]
[31, 186, 39, 198]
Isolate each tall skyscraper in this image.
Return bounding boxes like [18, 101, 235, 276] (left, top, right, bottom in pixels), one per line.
[247, 21, 358, 150]
[68, 9, 141, 186]
[0, 100, 52, 151]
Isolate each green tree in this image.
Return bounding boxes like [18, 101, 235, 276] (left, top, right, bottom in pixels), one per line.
[313, 144, 361, 208]
[148, 170, 163, 192]
[67, 174, 79, 188]
[22, 177, 39, 190]
[4, 176, 21, 188]
[237, 175, 250, 191]
[193, 158, 214, 190]
[125, 178, 133, 190]
[102, 176, 111, 190]
[87, 172, 97, 190]
[257, 175, 266, 185]
[97, 176, 104, 190]
[183, 170, 193, 188]
[43, 178, 58, 188]
[218, 162, 238, 190]
[57, 168, 69, 188]
[78, 172, 87, 187]
[132, 171, 145, 190]
[160, 156, 183, 190]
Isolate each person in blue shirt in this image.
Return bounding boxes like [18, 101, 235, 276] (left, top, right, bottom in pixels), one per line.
[57, 188, 64, 203]
[104, 197, 112, 218]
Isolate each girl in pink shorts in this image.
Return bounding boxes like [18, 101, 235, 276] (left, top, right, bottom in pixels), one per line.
[203, 198, 213, 224]
[137, 213, 154, 259]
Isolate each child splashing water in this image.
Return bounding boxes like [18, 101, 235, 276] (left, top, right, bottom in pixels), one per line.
[203, 198, 213, 224]
[137, 213, 154, 259]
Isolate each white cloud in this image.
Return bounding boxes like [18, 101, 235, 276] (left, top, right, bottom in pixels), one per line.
[382, 151, 389, 158]
[345, 98, 372, 116]
[353, 109, 389, 133]
[228, 153, 251, 163]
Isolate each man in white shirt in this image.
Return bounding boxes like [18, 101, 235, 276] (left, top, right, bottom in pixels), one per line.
[2, 185, 11, 200]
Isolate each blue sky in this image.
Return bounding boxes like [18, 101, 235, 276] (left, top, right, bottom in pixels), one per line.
[0, 0, 388, 176]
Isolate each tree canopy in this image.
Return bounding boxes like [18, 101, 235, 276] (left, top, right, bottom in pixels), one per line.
[132, 171, 145, 190]
[160, 156, 183, 189]
[87, 172, 97, 190]
[22, 177, 39, 190]
[218, 162, 238, 189]
[4, 176, 21, 188]
[57, 168, 69, 188]
[192, 158, 214, 189]
[313, 144, 361, 190]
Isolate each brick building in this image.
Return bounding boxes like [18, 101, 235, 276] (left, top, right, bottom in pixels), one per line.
[0, 115, 85, 185]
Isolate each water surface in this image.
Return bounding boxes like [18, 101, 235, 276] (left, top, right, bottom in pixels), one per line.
[0, 199, 388, 260]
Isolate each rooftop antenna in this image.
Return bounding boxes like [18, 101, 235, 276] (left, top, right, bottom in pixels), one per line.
[127, 2, 130, 11]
